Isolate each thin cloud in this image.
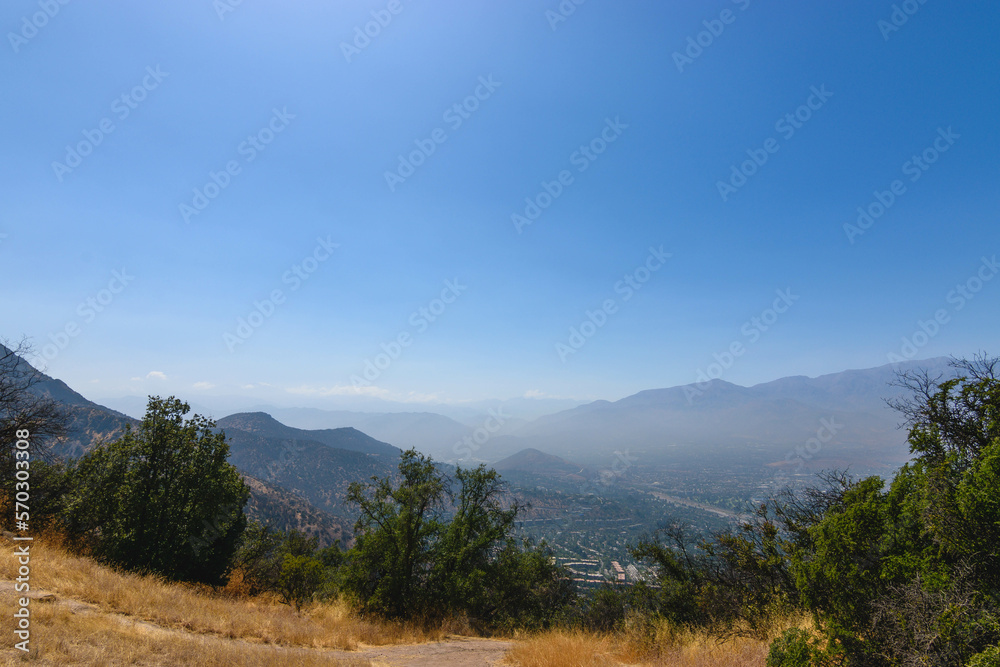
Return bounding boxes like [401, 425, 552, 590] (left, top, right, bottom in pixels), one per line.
[285, 384, 390, 398]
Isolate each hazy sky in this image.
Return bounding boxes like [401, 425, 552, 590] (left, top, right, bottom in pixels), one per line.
[2, 1, 998, 407]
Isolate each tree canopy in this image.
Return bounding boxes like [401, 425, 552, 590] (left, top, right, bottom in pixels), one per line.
[66, 396, 248, 585]
[342, 449, 573, 629]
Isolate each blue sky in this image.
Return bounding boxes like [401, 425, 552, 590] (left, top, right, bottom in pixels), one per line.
[2, 0, 998, 408]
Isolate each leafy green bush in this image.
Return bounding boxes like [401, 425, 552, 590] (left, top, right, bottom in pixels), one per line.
[231, 524, 342, 605]
[230, 521, 284, 595]
[486, 539, 575, 630]
[766, 628, 820, 667]
[968, 645, 1000, 667]
[581, 585, 627, 632]
[278, 553, 325, 611]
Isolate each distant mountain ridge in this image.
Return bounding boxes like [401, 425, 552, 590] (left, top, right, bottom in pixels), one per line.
[493, 448, 592, 480]
[474, 358, 957, 472]
[265, 407, 472, 461]
[1, 346, 390, 542]
[217, 412, 399, 457]
[5, 341, 962, 524]
[86, 360, 957, 472]
[216, 415, 398, 523]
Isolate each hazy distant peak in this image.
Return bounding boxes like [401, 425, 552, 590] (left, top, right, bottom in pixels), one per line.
[494, 448, 591, 478]
[217, 411, 399, 457]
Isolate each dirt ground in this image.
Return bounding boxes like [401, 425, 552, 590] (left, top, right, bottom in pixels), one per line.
[321, 636, 513, 666]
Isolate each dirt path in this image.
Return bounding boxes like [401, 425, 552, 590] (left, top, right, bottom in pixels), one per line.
[0, 580, 513, 666]
[187, 635, 514, 667]
[323, 637, 513, 666]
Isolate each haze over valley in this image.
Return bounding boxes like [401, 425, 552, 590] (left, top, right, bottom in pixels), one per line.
[14, 342, 959, 581]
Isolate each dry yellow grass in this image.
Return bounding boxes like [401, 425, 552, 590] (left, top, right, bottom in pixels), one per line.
[639, 633, 771, 667]
[0, 536, 445, 654]
[0, 535, 795, 666]
[504, 624, 773, 667]
[501, 630, 623, 666]
[0, 589, 372, 666]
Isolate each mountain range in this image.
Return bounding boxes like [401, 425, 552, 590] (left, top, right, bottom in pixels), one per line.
[87, 358, 951, 473]
[8, 342, 958, 542]
[454, 358, 955, 474]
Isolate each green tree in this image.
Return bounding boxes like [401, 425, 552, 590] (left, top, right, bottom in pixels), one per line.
[342, 449, 446, 617]
[968, 645, 1000, 667]
[435, 465, 572, 629]
[626, 356, 1000, 665]
[278, 553, 325, 611]
[790, 475, 896, 658]
[784, 356, 1000, 665]
[232, 524, 342, 602]
[231, 520, 284, 595]
[889, 357, 1000, 591]
[66, 396, 248, 585]
[630, 523, 711, 627]
[343, 450, 574, 627]
[432, 465, 520, 615]
[487, 538, 575, 630]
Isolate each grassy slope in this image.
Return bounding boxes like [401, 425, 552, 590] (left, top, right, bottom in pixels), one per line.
[0, 536, 443, 665]
[0, 536, 777, 666]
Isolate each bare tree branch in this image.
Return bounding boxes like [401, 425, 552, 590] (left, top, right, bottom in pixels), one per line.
[0, 338, 69, 462]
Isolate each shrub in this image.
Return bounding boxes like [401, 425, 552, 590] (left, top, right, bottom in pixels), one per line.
[581, 585, 627, 632]
[278, 553, 325, 611]
[766, 628, 820, 667]
[968, 645, 1000, 667]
